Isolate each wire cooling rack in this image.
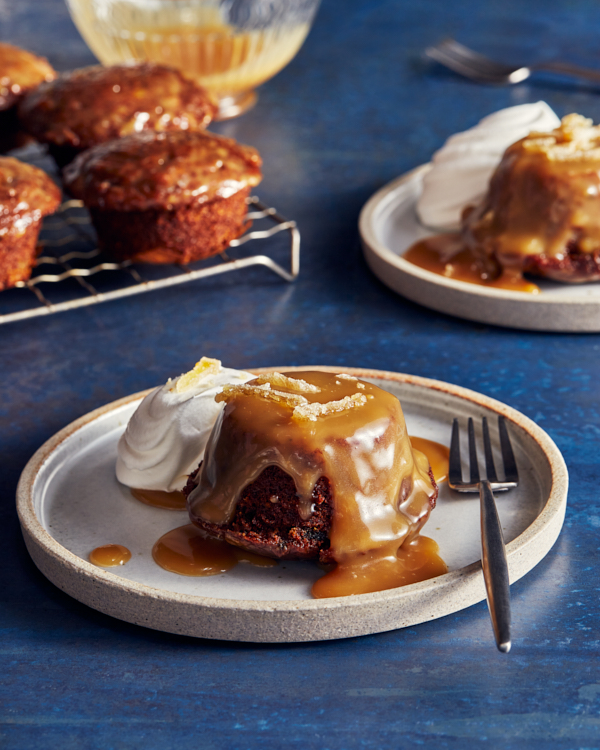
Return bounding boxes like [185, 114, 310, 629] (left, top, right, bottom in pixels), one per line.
[1, 147, 300, 325]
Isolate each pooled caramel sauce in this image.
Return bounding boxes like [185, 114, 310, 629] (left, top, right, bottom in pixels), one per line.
[152, 523, 277, 576]
[312, 534, 446, 598]
[89, 544, 131, 567]
[188, 371, 444, 596]
[409, 436, 449, 484]
[404, 237, 540, 294]
[131, 487, 187, 510]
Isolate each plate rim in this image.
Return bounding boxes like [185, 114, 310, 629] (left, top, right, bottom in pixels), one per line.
[359, 166, 600, 329]
[16, 366, 569, 640]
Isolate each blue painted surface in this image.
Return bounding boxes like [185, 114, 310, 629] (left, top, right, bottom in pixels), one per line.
[2, 0, 600, 747]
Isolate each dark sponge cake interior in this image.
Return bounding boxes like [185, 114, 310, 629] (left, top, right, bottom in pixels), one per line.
[185, 465, 334, 562]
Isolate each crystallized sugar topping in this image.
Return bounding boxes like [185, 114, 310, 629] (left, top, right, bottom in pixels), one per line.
[217, 372, 367, 420]
[173, 356, 221, 393]
[523, 114, 600, 161]
[216, 382, 309, 407]
[252, 372, 321, 393]
[292, 393, 368, 422]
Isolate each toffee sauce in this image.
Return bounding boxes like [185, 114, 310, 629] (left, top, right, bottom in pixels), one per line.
[410, 436, 449, 484]
[152, 523, 277, 576]
[404, 236, 540, 294]
[131, 487, 187, 510]
[89, 544, 131, 567]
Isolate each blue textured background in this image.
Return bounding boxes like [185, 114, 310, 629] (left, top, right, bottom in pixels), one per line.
[2, 1, 600, 747]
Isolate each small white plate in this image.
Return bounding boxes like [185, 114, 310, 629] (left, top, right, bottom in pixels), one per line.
[359, 165, 600, 331]
[17, 367, 568, 642]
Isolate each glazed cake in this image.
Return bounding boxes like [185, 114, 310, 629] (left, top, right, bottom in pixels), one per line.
[463, 114, 600, 283]
[185, 371, 442, 594]
[0, 43, 56, 153]
[0, 156, 61, 290]
[63, 130, 262, 264]
[18, 63, 216, 167]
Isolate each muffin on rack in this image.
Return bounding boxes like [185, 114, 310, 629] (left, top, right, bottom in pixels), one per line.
[0, 43, 56, 153]
[0, 156, 61, 290]
[18, 63, 217, 167]
[63, 129, 262, 264]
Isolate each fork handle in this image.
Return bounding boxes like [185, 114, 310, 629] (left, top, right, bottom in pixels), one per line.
[536, 60, 600, 84]
[479, 480, 512, 653]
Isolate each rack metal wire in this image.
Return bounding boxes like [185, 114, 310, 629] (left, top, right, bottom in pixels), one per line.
[1, 148, 300, 325]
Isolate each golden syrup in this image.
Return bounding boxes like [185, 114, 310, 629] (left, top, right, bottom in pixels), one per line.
[89, 544, 132, 567]
[130, 487, 187, 510]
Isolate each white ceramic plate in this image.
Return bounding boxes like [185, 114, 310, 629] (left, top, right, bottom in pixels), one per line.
[17, 366, 568, 642]
[359, 165, 600, 331]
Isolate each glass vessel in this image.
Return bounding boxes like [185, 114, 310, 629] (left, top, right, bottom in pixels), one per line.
[65, 0, 320, 119]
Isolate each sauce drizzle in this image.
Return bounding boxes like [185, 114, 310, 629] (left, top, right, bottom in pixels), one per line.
[152, 523, 277, 576]
[131, 487, 187, 510]
[404, 237, 540, 294]
[89, 544, 132, 567]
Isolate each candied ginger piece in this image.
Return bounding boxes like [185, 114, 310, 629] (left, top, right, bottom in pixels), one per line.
[216, 383, 308, 407]
[174, 357, 221, 393]
[253, 372, 321, 393]
[293, 393, 367, 422]
[524, 114, 600, 162]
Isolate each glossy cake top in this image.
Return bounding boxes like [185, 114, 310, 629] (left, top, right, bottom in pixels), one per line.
[0, 156, 61, 233]
[63, 129, 262, 211]
[0, 43, 56, 111]
[19, 63, 216, 148]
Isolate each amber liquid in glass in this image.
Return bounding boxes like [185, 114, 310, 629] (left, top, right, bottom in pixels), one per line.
[66, 0, 311, 101]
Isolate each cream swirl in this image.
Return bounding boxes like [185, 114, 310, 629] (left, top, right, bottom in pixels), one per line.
[116, 357, 253, 492]
[416, 102, 561, 229]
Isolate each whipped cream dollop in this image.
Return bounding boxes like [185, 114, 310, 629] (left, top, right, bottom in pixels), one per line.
[416, 102, 561, 229]
[116, 357, 254, 492]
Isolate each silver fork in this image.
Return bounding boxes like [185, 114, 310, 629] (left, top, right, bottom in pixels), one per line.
[449, 415, 519, 653]
[425, 38, 600, 86]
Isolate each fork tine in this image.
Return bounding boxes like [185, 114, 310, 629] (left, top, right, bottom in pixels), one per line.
[498, 416, 519, 483]
[425, 45, 488, 81]
[449, 418, 463, 485]
[467, 417, 480, 484]
[440, 39, 512, 75]
[481, 417, 499, 483]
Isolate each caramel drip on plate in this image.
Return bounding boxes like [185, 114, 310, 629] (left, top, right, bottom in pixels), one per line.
[89, 544, 131, 567]
[152, 523, 277, 576]
[404, 237, 540, 294]
[312, 535, 447, 598]
[131, 487, 187, 510]
[188, 371, 444, 597]
[409, 436, 449, 484]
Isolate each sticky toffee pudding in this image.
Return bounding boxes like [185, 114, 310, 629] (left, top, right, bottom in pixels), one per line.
[185, 371, 447, 597]
[407, 114, 600, 291]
